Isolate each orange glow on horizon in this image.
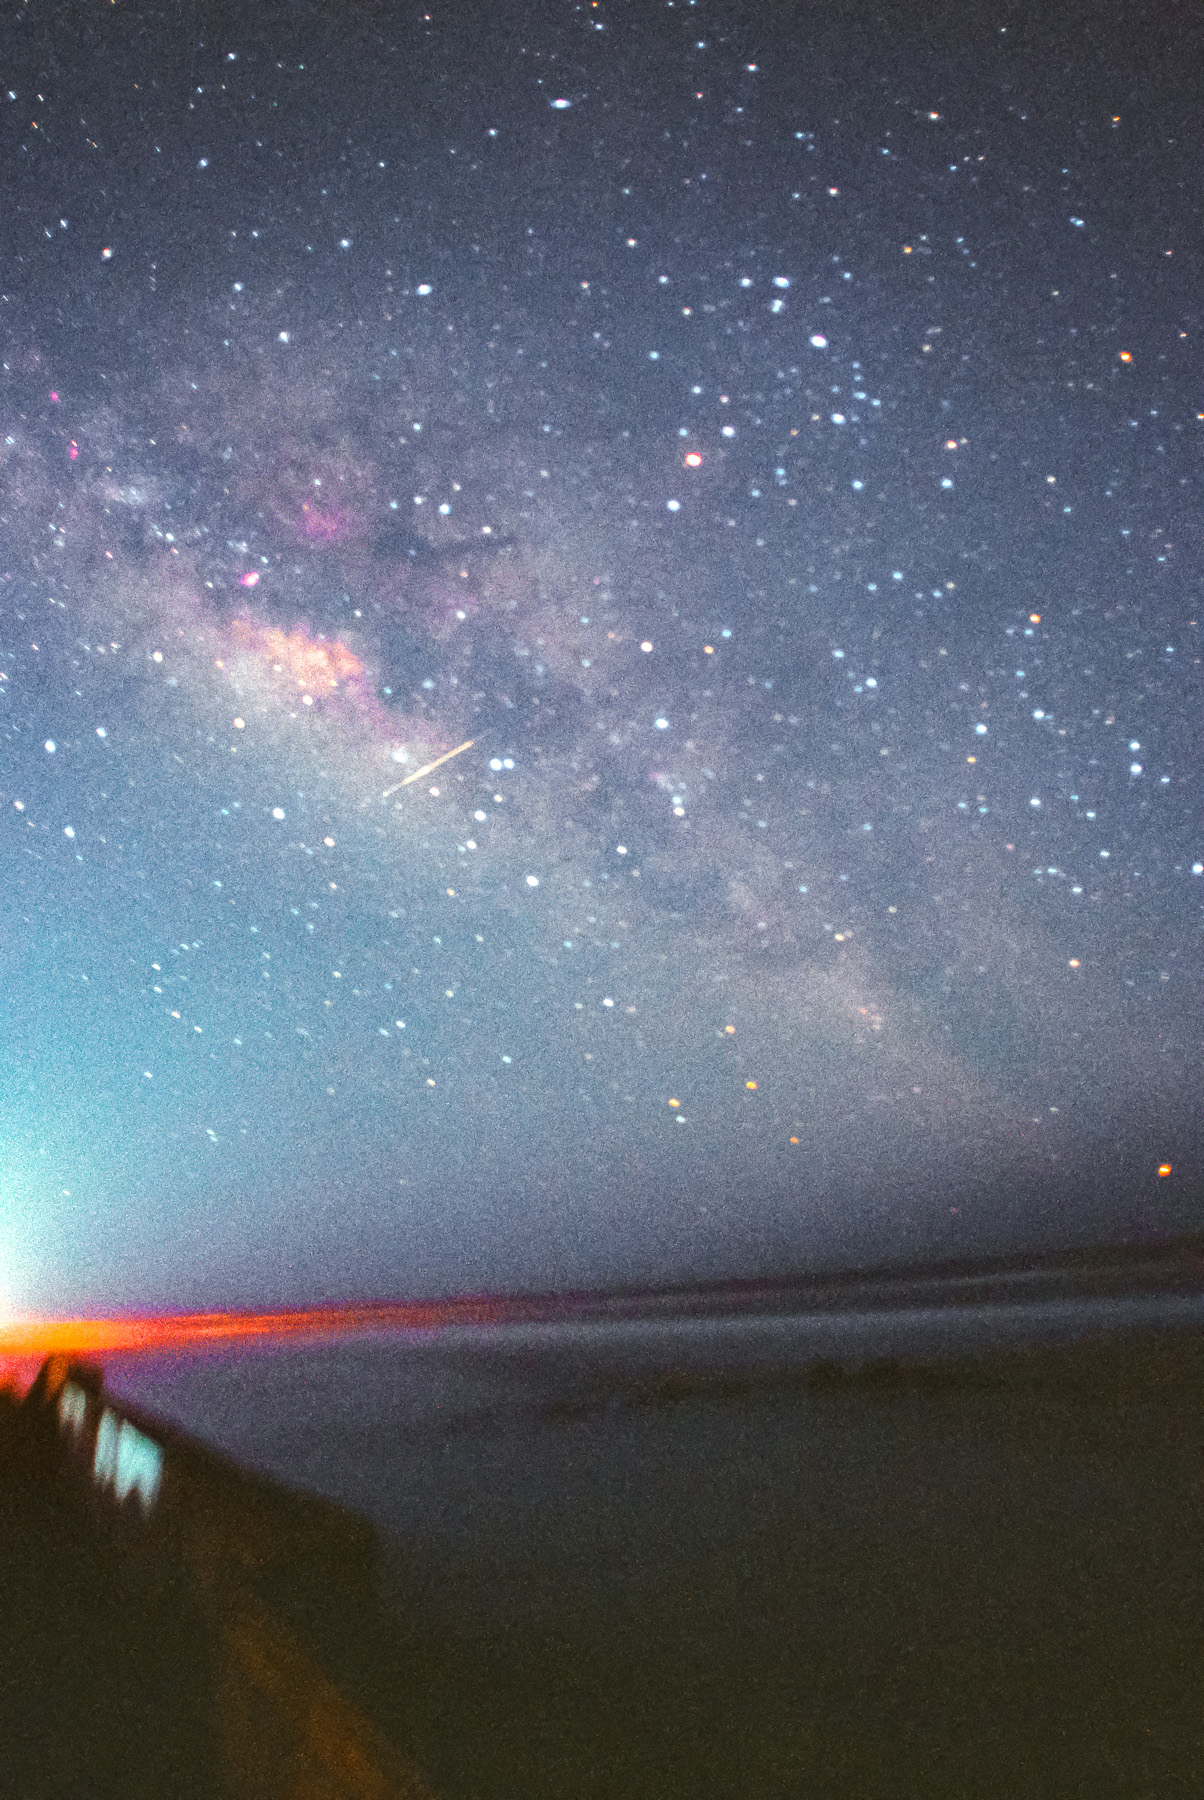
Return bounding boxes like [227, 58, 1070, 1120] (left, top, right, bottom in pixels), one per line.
[0, 1298, 516, 1362]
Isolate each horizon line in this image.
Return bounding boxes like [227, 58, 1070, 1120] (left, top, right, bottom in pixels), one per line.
[3, 1229, 1200, 1357]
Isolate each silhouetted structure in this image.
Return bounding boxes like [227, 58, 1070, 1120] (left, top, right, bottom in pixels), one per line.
[0, 1357, 433, 1799]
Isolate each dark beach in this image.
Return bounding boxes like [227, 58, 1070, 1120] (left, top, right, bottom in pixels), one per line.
[364, 1325, 1204, 1799]
[58, 1264, 1198, 1800]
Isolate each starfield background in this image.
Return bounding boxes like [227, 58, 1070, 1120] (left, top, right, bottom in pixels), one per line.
[1, 0, 1201, 1317]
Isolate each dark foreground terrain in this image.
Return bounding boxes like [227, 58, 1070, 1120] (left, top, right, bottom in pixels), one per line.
[2, 1327, 1201, 1799]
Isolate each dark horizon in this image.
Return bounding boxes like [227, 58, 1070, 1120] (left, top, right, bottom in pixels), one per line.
[5, 1224, 1200, 1351]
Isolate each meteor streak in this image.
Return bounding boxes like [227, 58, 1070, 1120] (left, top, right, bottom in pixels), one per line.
[382, 738, 475, 799]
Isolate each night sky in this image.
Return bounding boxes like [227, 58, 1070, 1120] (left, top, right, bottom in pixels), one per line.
[1, 0, 1201, 1315]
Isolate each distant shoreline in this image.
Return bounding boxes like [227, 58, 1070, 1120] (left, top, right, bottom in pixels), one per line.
[532, 1319, 1204, 1423]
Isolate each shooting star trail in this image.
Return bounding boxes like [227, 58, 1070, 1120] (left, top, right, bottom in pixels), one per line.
[382, 738, 475, 799]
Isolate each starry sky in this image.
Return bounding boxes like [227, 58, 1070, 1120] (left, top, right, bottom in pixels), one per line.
[1, 0, 1201, 1314]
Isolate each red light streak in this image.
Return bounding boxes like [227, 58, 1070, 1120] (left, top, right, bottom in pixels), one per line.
[0, 1298, 517, 1361]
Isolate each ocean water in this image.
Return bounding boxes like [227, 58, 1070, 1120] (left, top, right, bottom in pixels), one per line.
[95, 1286, 1204, 1797]
[99, 1283, 1204, 1504]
